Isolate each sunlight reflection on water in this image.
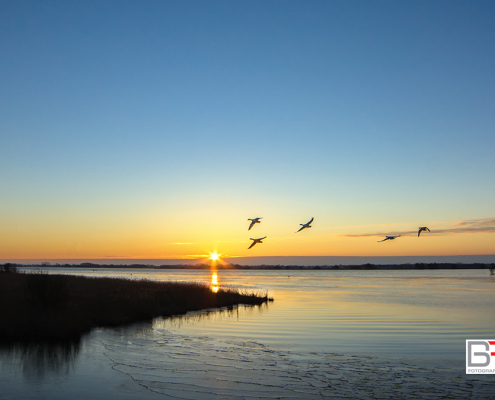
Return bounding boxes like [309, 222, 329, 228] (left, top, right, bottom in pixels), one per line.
[210, 271, 219, 293]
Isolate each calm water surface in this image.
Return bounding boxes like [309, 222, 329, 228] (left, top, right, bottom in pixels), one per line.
[150, 269, 495, 360]
[17, 267, 495, 358]
[2, 268, 494, 399]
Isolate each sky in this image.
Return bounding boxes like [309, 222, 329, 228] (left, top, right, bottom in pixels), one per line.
[1, 0, 494, 263]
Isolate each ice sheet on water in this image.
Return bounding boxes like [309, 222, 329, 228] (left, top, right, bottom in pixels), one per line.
[94, 325, 494, 400]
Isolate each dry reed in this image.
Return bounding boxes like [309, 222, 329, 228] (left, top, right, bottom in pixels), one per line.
[0, 271, 272, 343]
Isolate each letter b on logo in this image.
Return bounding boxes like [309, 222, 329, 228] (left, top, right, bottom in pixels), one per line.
[467, 340, 490, 367]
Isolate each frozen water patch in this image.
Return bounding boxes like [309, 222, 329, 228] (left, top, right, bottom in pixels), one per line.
[96, 326, 494, 399]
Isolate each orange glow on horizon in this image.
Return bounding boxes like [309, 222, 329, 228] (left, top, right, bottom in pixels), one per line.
[1, 221, 495, 260]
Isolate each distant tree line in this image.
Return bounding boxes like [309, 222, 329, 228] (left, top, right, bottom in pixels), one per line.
[0, 263, 18, 273]
[8, 262, 495, 271]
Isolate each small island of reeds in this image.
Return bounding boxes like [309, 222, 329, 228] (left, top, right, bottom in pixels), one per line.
[0, 267, 272, 343]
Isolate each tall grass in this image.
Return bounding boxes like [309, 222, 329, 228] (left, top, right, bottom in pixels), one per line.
[25, 270, 69, 309]
[0, 272, 272, 343]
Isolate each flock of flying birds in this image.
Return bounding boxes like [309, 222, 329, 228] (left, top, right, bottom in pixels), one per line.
[247, 217, 430, 249]
[377, 226, 431, 242]
[247, 217, 314, 249]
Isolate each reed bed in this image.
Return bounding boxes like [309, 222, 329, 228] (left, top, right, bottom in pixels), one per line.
[0, 270, 272, 343]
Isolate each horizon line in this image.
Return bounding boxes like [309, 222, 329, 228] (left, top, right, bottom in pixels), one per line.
[3, 254, 495, 266]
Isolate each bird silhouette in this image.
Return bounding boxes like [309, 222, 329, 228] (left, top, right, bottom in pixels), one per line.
[296, 217, 314, 233]
[418, 227, 430, 237]
[248, 237, 266, 249]
[378, 235, 401, 242]
[248, 217, 262, 231]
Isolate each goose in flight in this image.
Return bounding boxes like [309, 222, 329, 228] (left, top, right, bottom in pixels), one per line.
[248, 237, 266, 249]
[296, 217, 314, 233]
[248, 217, 262, 231]
[378, 235, 401, 242]
[418, 227, 430, 237]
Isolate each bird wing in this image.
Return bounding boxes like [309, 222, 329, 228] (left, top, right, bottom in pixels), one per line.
[426, 227, 430, 232]
[418, 229, 421, 237]
[307, 217, 314, 225]
[248, 221, 255, 230]
[296, 226, 305, 232]
[248, 241, 256, 249]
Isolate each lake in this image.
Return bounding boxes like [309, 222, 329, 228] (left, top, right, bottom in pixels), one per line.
[1, 268, 494, 399]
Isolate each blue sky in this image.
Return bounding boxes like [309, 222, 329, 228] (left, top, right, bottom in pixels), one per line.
[1, 0, 494, 261]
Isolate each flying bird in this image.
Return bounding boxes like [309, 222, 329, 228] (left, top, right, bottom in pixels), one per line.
[248, 217, 262, 231]
[296, 217, 314, 233]
[248, 237, 266, 249]
[378, 235, 401, 242]
[418, 227, 431, 237]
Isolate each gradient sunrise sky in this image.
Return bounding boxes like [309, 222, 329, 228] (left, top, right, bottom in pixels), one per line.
[1, 0, 494, 262]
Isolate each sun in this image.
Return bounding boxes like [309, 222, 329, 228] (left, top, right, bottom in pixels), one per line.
[209, 252, 220, 261]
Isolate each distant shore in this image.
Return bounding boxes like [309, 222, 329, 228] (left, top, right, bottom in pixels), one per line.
[11, 262, 495, 270]
[0, 270, 272, 343]
[4, 255, 495, 266]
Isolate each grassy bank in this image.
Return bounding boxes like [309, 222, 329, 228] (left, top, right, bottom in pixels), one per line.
[0, 271, 272, 343]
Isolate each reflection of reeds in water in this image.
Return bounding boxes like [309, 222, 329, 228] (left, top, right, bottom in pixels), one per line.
[0, 341, 80, 380]
[154, 302, 270, 329]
